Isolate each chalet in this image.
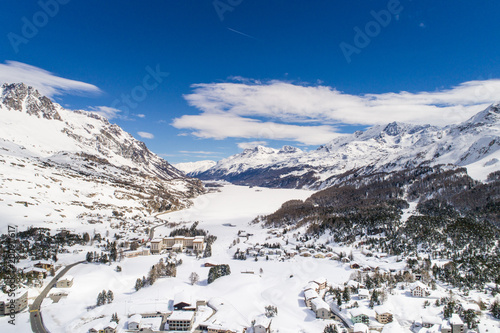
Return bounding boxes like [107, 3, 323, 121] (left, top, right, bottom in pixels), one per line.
[304, 281, 320, 293]
[358, 289, 369, 300]
[312, 277, 327, 290]
[128, 314, 142, 330]
[374, 306, 393, 324]
[56, 275, 74, 288]
[410, 281, 430, 297]
[253, 314, 272, 333]
[353, 323, 369, 333]
[0, 289, 28, 315]
[34, 259, 54, 271]
[300, 251, 312, 257]
[314, 253, 325, 259]
[350, 308, 371, 325]
[311, 298, 331, 319]
[23, 267, 47, 280]
[166, 311, 194, 331]
[304, 289, 319, 307]
[173, 291, 196, 311]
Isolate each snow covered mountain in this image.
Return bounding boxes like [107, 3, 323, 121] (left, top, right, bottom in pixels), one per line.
[197, 104, 500, 188]
[0, 83, 204, 226]
[174, 160, 217, 176]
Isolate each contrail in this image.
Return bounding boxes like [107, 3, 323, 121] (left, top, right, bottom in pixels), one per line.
[227, 27, 259, 40]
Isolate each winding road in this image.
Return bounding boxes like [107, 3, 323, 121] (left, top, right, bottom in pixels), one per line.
[30, 261, 85, 333]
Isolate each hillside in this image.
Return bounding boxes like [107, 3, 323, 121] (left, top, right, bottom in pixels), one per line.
[0, 83, 205, 227]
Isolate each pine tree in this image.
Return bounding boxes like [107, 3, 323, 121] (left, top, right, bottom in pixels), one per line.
[107, 290, 114, 303]
[324, 324, 338, 333]
[149, 265, 158, 285]
[135, 278, 142, 291]
[111, 312, 119, 323]
[342, 287, 351, 302]
[491, 300, 500, 319]
[462, 309, 477, 328]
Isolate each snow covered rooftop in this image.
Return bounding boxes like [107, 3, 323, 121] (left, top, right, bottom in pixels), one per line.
[168, 311, 194, 321]
[128, 314, 142, 323]
[311, 298, 329, 310]
[304, 289, 318, 300]
[304, 281, 319, 290]
[450, 313, 464, 325]
[374, 305, 391, 315]
[140, 316, 163, 331]
[350, 307, 373, 317]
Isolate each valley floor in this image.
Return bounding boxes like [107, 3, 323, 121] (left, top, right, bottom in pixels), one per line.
[1, 184, 499, 333]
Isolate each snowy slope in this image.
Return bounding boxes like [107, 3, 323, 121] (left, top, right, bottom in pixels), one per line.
[0, 83, 204, 228]
[174, 160, 217, 176]
[198, 104, 500, 188]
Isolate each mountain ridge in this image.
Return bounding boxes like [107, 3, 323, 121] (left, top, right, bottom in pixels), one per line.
[195, 103, 500, 188]
[0, 82, 205, 225]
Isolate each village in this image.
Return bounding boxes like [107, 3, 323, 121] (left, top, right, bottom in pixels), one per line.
[1, 185, 499, 333]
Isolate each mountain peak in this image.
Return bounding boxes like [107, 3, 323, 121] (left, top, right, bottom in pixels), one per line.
[382, 121, 404, 136]
[243, 145, 276, 154]
[1, 82, 61, 120]
[279, 145, 302, 154]
[464, 103, 500, 127]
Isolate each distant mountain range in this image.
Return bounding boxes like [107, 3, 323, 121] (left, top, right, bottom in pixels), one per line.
[0, 83, 204, 224]
[186, 104, 500, 189]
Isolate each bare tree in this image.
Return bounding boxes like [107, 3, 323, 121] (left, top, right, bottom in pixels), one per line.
[189, 272, 199, 285]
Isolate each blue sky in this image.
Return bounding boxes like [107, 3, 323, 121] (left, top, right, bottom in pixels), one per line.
[1, 0, 499, 163]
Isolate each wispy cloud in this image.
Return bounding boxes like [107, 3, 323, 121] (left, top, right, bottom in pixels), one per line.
[237, 141, 268, 149]
[87, 106, 121, 120]
[137, 131, 154, 139]
[136, 114, 146, 118]
[173, 79, 500, 145]
[0, 61, 101, 97]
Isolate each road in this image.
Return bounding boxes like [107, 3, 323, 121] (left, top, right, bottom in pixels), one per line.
[30, 261, 85, 333]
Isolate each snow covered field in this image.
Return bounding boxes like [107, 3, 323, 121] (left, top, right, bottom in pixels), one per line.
[1, 184, 499, 333]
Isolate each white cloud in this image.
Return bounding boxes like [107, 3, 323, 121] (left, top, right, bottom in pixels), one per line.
[0, 61, 101, 97]
[172, 113, 340, 145]
[137, 131, 154, 139]
[173, 79, 500, 145]
[136, 114, 146, 118]
[237, 141, 268, 149]
[87, 106, 121, 120]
